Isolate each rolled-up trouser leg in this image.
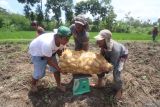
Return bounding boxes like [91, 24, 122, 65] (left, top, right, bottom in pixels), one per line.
[113, 70, 122, 91]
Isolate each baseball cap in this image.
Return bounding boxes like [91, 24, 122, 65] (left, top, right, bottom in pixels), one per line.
[57, 26, 71, 37]
[74, 16, 86, 26]
[94, 29, 112, 41]
[75, 20, 85, 26]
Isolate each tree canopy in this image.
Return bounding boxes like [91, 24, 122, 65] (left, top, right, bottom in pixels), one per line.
[15, 0, 155, 32]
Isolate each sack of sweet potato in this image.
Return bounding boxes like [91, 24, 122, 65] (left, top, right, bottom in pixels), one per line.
[59, 49, 113, 74]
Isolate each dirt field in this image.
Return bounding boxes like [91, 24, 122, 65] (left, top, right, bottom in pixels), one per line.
[0, 42, 160, 107]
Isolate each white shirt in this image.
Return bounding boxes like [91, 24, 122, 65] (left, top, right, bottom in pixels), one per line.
[29, 32, 63, 57]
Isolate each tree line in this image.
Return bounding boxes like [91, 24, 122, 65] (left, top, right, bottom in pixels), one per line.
[0, 0, 159, 33]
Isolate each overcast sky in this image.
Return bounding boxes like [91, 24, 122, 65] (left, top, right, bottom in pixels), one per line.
[0, 0, 160, 22]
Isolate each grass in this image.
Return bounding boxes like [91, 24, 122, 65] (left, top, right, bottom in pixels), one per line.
[89, 32, 160, 41]
[0, 31, 159, 43]
[0, 31, 35, 39]
[0, 39, 32, 44]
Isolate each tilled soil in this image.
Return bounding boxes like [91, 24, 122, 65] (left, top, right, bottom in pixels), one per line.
[0, 42, 160, 107]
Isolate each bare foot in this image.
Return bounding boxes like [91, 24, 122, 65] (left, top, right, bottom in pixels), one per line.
[115, 89, 122, 100]
[90, 78, 104, 88]
[90, 83, 104, 88]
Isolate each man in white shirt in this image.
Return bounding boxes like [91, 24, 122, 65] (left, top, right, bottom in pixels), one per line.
[29, 26, 71, 92]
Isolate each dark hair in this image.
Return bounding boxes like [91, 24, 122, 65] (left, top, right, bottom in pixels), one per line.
[31, 21, 38, 26]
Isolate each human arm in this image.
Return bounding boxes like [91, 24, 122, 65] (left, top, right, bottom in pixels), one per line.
[99, 48, 111, 72]
[82, 41, 89, 51]
[41, 43, 61, 72]
[82, 32, 89, 51]
[56, 49, 64, 57]
[44, 56, 61, 72]
[120, 45, 128, 60]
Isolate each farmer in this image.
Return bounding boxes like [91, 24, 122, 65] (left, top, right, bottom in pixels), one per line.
[152, 26, 158, 42]
[94, 29, 128, 99]
[70, 15, 89, 51]
[70, 15, 90, 79]
[29, 26, 71, 92]
[31, 21, 45, 37]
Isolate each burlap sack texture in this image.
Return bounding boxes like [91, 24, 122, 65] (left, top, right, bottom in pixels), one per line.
[59, 49, 113, 74]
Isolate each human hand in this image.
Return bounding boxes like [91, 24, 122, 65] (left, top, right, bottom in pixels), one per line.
[61, 72, 68, 75]
[100, 48, 107, 55]
[56, 66, 68, 74]
[119, 57, 125, 62]
[99, 65, 106, 72]
[55, 66, 61, 72]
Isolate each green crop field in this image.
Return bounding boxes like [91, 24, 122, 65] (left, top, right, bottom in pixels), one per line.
[0, 31, 159, 43]
[0, 31, 35, 39]
[89, 32, 160, 41]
